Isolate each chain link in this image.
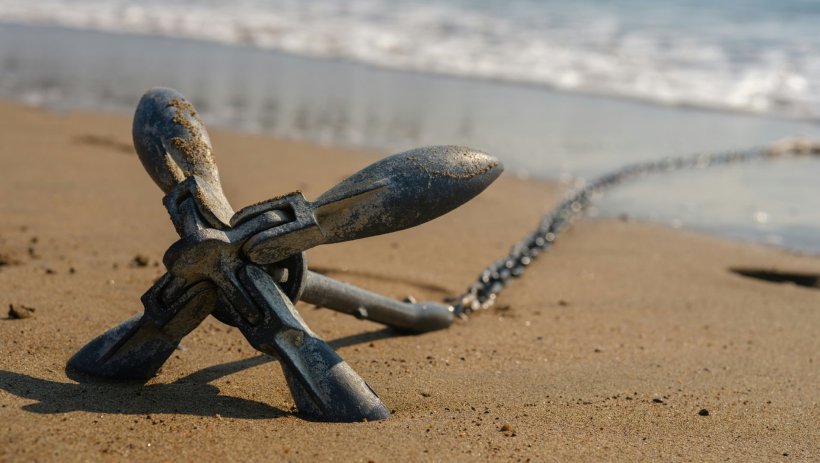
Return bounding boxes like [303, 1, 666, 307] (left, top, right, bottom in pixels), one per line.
[450, 138, 820, 316]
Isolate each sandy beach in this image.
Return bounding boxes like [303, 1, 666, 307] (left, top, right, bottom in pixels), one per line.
[0, 100, 818, 461]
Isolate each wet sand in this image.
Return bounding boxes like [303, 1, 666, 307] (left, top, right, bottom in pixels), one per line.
[1, 101, 818, 461]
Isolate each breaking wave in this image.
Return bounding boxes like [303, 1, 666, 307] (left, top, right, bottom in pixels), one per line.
[1, 0, 818, 120]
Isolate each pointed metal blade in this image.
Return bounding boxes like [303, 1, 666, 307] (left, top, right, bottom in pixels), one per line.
[312, 145, 502, 243]
[132, 87, 234, 228]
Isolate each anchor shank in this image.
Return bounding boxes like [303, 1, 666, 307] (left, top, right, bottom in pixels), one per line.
[301, 271, 453, 333]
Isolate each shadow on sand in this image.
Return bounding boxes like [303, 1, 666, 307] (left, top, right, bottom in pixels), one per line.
[0, 327, 398, 419]
[730, 267, 819, 289]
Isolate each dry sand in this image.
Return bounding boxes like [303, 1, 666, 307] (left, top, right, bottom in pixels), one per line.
[1, 101, 818, 461]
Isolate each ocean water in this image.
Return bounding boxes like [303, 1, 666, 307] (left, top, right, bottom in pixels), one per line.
[1, 0, 819, 120]
[0, 2, 819, 253]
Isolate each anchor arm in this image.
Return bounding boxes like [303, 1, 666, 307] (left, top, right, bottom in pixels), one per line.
[67, 275, 218, 380]
[132, 87, 235, 231]
[312, 145, 502, 243]
[243, 145, 503, 264]
[234, 265, 390, 422]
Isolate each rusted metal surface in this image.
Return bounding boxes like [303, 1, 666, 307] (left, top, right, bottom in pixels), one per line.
[68, 87, 502, 422]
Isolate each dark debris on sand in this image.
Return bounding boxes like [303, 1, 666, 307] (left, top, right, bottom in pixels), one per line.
[0, 253, 22, 267]
[130, 254, 151, 268]
[8, 304, 36, 319]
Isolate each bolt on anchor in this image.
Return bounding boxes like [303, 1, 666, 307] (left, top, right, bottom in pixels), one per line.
[67, 87, 503, 422]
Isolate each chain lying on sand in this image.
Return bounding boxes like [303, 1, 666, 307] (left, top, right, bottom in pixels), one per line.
[450, 138, 820, 317]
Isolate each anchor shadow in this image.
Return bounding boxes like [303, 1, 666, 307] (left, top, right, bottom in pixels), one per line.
[0, 327, 398, 419]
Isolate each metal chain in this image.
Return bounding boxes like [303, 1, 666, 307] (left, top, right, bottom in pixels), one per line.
[450, 138, 820, 316]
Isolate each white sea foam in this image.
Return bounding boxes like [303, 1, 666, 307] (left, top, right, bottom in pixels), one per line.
[1, 0, 818, 119]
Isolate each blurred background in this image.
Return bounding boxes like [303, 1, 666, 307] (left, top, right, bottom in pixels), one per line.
[1, 0, 819, 251]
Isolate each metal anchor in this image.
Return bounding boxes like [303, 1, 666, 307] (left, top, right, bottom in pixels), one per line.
[67, 87, 503, 422]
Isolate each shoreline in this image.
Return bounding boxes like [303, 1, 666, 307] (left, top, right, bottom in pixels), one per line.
[1, 101, 819, 461]
[8, 99, 820, 258]
[3, 22, 819, 165]
[1, 20, 818, 126]
[3, 22, 820, 255]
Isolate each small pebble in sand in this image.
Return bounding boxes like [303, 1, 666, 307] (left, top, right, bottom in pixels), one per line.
[698, 408, 710, 416]
[500, 423, 513, 432]
[8, 304, 36, 319]
[131, 254, 151, 267]
[0, 253, 21, 267]
[652, 398, 665, 404]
